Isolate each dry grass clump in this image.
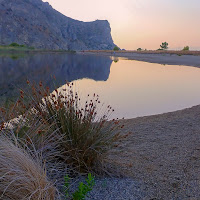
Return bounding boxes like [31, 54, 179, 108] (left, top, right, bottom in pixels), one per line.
[8, 81, 126, 174]
[0, 134, 56, 200]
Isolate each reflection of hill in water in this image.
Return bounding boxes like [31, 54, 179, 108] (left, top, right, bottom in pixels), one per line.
[0, 53, 112, 102]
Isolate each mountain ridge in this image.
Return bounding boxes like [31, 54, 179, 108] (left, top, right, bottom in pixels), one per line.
[0, 0, 115, 50]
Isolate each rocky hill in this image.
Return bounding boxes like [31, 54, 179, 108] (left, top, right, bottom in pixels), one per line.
[0, 0, 115, 50]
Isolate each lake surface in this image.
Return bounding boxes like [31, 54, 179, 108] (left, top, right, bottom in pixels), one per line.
[1, 52, 200, 119]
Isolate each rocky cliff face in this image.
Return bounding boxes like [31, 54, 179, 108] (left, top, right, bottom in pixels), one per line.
[0, 0, 115, 50]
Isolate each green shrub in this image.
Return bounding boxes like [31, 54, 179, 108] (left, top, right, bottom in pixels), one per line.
[113, 46, 120, 51]
[183, 46, 189, 51]
[137, 48, 142, 51]
[64, 173, 95, 200]
[9, 43, 20, 47]
[8, 43, 29, 48]
[5, 81, 126, 173]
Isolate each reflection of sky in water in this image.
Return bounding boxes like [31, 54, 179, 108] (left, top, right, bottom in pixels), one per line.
[61, 59, 200, 119]
[1, 53, 200, 119]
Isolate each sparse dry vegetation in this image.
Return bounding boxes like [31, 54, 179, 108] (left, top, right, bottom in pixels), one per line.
[0, 133, 56, 200]
[10, 81, 124, 173]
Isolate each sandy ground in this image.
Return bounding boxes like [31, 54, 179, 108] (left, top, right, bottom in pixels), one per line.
[82, 51, 200, 68]
[106, 105, 200, 199]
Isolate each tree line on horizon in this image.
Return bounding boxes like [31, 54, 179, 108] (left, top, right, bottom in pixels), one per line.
[113, 42, 190, 52]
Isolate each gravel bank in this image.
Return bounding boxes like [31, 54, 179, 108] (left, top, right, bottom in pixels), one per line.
[86, 178, 148, 200]
[81, 51, 200, 68]
[105, 105, 200, 199]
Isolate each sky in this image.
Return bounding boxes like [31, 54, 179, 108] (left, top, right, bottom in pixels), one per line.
[43, 0, 200, 50]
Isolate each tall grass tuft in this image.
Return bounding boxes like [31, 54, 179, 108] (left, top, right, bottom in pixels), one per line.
[11, 81, 126, 173]
[0, 133, 56, 200]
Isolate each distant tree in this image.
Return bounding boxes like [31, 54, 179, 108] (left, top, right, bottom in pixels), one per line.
[183, 46, 189, 51]
[113, 46, 120, 51]
[137, 48, 142, 51]
[160, 42, 168, 50]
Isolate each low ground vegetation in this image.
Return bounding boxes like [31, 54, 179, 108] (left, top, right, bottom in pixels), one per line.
[64, 173, 95, 200]
[0, 43, 76, 53]
[0, 42, 35, 50]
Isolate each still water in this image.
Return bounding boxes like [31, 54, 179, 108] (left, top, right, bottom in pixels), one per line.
[1, 53, 200, 119]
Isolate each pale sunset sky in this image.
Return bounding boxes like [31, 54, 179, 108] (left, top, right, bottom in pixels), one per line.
[43, 0, 200, 50]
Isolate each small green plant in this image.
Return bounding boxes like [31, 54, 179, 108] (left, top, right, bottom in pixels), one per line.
[160, 42, 168, 50]
[64, 174, 71, 198]
[113, 46, 120, 51]
[137, 48, 142, 51]
[183, 46, 189, 51]
[64, 173, 95, 200]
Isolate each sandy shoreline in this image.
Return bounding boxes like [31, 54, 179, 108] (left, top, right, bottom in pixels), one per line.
[81, 51, 200, 68]
[105, 104, 200, 199]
